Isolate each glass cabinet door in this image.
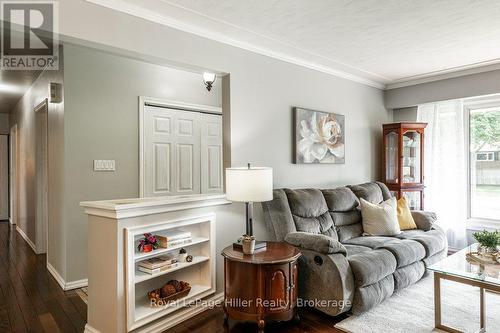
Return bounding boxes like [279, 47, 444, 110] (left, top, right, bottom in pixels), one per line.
[402, 131, 422, 184]
[402, 191, 422, 210]
[385, 131, 399, 183]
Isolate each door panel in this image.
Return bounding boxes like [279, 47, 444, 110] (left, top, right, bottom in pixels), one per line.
[153, 143, 171, 193]
[265, 264, 290, 313]
[201, 114, 223, 194]
[177, 144, 194, 192]
[143, 106, 201, 196]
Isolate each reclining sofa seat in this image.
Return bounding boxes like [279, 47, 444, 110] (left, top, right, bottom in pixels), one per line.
[261, 181, 447, 315]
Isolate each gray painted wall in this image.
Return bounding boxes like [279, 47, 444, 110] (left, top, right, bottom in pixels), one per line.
[0, 114, 9, 134]
[52, 0, 392, 284]
[386, 69, 500, 109]
[393, 106, 417, 122]
[62, 44, 222, 281]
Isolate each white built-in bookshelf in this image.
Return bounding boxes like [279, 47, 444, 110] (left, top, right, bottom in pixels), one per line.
[125, 215, 216, 331]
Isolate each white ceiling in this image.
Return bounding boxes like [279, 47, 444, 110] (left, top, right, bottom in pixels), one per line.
[88, 0, 500, 89]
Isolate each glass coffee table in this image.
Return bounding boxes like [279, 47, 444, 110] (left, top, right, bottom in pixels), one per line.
[428, 243, 500, 333]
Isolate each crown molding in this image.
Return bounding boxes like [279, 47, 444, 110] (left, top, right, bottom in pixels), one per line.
[84, 0, 386, 89]
[386, 59, 500, 90]
[85, 0, 500, 91]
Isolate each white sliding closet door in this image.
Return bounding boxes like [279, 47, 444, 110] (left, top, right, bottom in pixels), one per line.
[201, 114, 223, 194]
[144, 106, 201, 197]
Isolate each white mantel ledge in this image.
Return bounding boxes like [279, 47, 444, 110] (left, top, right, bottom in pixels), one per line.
[80, 194, 230, 219]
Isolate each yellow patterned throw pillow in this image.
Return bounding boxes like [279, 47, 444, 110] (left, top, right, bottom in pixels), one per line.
[397, 197, 417, 230]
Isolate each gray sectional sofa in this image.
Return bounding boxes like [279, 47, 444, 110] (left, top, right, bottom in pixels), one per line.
[261, 181, 447, 315]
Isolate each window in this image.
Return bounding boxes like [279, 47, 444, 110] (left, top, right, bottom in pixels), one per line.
[476, 152, 495, 161]
[468, 104, 500, 222]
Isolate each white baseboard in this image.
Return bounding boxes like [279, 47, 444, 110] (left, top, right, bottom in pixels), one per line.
[47, 262, 88, 291]
[66, 278, 88, 290]
[16, 226, 38, 253]
[135, 292, 224, 333]
[9, 217, 15, 224]
[84, 324, 101, 333]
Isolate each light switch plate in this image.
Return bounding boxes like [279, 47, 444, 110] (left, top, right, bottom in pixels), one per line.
[94, 160, 115, 171]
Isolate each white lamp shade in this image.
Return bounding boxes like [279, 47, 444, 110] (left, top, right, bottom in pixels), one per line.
[225, 167, 273, 202]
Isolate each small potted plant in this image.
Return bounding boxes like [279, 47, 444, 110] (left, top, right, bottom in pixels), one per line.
[473, 230, 500, 255]
[138, 233, 159, 253]
[241, 234, 256, 255]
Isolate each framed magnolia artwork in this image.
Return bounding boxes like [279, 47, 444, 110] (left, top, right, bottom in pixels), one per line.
[293, 107, 345, 164]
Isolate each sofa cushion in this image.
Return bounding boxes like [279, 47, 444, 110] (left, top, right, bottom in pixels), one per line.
[285, 188, 328, 217]
[322, 188, 359, 211]
[423, 248, 447, 268]
[351, 275, 394, 315]
[393, 261, 425, 291]
[379, 239, 426, 268]
[322, 188, 363, 242]
[344, 244, 371, 257]
[348, 249, 397, 287]
[343, 236, 400, 249]
[348, 182, 392, 204]
[284, 189, 338, 240]
[336, 221, 364, 242]
[396, 229, 446, 257]
[359, 197, 401, 236]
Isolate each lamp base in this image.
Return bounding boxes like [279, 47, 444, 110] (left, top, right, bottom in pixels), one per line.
[233, 241, 267, 252]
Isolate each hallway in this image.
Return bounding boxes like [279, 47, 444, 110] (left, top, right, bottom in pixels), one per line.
[0, 222, 86, 332]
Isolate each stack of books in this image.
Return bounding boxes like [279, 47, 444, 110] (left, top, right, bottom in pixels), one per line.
[138, 255, 178, 275]
[157, 230, 192, 248]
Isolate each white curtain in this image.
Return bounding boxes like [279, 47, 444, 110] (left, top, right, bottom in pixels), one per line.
[417, 100, 468, 250]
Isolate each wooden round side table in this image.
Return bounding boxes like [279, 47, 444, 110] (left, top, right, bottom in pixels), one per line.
[221, 242, 301, 332]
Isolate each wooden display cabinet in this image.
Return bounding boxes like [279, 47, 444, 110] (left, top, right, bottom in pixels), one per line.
[382, 122, 427, 210]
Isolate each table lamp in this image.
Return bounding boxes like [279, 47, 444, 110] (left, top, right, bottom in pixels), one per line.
[226, 164, 273, 251]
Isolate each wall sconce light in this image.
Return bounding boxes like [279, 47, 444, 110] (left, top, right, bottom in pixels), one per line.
[203, 72, 216, 91]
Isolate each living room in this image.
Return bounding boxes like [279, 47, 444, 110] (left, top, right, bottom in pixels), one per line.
[0, 1, 499, 333]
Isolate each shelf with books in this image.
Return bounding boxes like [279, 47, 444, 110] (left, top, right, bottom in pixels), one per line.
[125, 214, 215, 331]
[135, 256, 210, 283]
[134, 236, 209, 262]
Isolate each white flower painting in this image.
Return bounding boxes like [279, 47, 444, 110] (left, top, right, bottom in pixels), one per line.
[294, 107, 345, 164]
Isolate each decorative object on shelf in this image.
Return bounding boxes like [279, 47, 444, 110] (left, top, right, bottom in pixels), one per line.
[186, 255, 193, 262]
[168, 280, 183, 292]
[466, 251, 500, 265]
[473, 230, 500, 255]
[137, 255, 178, 275]
[149, 280, 191, 307]
[382, 122, 427, 210]
[293, 107, 345, 164]
[137, 233, 159, 252]
[156, 230, 192, 248]
[226, 164, 273, 252]
[202, 72, 216, 91]
[241, 234, 256, 254]
[178, 248, 188, 262]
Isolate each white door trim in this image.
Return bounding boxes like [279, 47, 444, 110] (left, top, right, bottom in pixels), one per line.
[9, 124, 17, 225]
[35, 99, 49, 254]
[138, 96, 222, 197]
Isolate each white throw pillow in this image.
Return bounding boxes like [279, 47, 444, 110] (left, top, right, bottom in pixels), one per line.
[359, 197, 401, 236]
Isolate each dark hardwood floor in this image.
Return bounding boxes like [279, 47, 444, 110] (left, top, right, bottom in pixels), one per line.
[0, 221, 344, 333]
